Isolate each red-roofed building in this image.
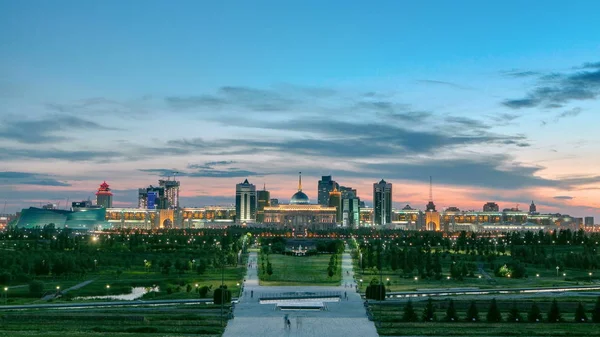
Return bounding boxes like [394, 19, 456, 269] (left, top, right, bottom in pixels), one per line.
[96, 181, 113, 208]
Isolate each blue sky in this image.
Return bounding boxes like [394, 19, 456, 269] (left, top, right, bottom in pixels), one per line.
[1, 0, 600, 218]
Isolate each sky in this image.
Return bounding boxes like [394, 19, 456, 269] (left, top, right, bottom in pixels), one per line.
[1, 0, 600, 218]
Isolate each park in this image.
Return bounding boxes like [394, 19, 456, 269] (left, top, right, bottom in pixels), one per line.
[2, 227, 600, 336]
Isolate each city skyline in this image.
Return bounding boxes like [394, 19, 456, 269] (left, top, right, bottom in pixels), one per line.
[1, 1, 600, 218]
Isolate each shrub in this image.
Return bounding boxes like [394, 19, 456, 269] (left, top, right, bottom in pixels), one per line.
[444, 299, 459, 322]
[466, 301, 479, 322]
[199, 286, 210, 297]
[507, 302, 523, 322]
[365, 284, 386, 301]
[547, 299, 562, 323]
[213, 285, 231, 304]
[486, 298, 502, 323]
[402, 299, 418, 322]
[422, 297, 436, 322]
[29, 280, 44, 297]
[528, 303, 542, 323]
[575, 302, 588, 323]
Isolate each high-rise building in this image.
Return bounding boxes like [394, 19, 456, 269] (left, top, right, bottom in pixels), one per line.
[318, 176, 339, 206]
[159, 179, 180, 209]
[339, 186, 357, 199]
[256, 184, 271, 223]
[585, 216, 595, 227]
[483, 202, 499, 212]
[328, 187, 342, 223]
[236, 179, 257, 223]
[373, 179, 392, 226]
[270, 198, 279, 206]
[138, 186, 167, 209]
[95, 181, 113, 208]
[343, 196, 360, 228]
[529, 200, 537, 214]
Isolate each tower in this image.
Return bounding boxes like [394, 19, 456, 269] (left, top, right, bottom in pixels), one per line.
[373, 179, 392, 226]
[95, 181, 113, 208]
[529, 200, 537, 214]
[256, 183, 271, 223]
[318, 176, 339, 206]
[236, 179, 257, 223]
[159, 176, 180, 209]
[328, 186, 342, 223]
[425, 176, 441, 231]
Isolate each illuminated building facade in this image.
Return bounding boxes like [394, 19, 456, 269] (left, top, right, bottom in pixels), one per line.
[256, 185, 271, 223]
[391, 205, 422, 230]
[95, 181, 113, 208]
[318, 176, 338, 206]
[328, 187, 342, 223]
[373, 179, 392, 226]
[483, 202, 499, 212]
[105, 206, 236, 229]
[159, 179, 180, 209]
[262, 173, 337, 230]
[235, 179, 257, 223]
[342, 195, 360, 228]
[138, 186, 167, 209]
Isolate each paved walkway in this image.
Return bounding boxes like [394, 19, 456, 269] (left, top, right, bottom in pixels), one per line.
[223, 248, 379, 337]
[42, 279, 95, 301]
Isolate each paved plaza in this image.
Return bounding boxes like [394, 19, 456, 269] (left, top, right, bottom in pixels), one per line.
[223, 249, 379, 337]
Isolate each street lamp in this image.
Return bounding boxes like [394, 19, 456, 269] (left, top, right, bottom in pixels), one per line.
[556, 266, 560, 277]
[589, 272, 593, 282]
[3, 287, 7, 305]
[106, 284, 110, 295]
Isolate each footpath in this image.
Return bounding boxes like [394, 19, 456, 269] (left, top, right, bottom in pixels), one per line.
[223, 249, 379, 337]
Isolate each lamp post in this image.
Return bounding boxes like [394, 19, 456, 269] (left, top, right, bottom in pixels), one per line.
[106, 284, 110, 296]
[3, 287, 7, 305]
[556, 266, 559, 277]
[589, 272, 593, 282]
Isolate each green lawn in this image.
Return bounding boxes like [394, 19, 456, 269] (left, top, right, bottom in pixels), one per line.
[0, 305, 228, 337]
[258, 253, 341, 286]
[370, 299, 600, 336]
[4, 260, 247, 305]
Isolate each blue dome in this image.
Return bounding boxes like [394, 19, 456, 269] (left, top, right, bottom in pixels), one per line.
[290, 191, 310, 204]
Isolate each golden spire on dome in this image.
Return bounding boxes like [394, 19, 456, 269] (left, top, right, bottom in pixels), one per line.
[298, 172, 302, 191]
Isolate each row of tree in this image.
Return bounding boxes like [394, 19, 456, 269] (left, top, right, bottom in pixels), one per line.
[392, 298, 600, 323]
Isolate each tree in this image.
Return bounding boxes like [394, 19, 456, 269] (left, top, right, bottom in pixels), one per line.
[507, 302, 523, 322]
[444, 299, 459, 322]
[547, 299, 562, 323]
[422, 297, 436, 322]
[466, 301, 479, 322]
[528, 303, 542, 323]
[486, 298, 502, 322]
[28, 280, 44, 297]
[575, 302, 588, 323]
[266, 261, 273, 276]
[213, 285, 231, 305]
[402, 299, 419, 322]
[592, 297, 600, 323]
[365, 284, 386, 301]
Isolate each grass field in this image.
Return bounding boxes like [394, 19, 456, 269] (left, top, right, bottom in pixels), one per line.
[0, 304, 230, 337]
[4, 260, 247, 305]
[258, 253, 341, 286]
[369, 298, 600, 336]
[352, 245, 598, 293]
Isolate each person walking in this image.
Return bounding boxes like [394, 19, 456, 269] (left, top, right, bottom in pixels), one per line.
[283, 314, 289, 329]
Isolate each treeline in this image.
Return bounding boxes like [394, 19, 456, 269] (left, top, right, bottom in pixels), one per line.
[0, 226, 248, 286]
[377, 297, 600, 323]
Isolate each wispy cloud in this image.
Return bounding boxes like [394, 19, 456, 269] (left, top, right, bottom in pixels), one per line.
[554, 195, 574, 200]
[502, 61, 600, 109]
[0, 171, 70, 187]
[0, 115, 118, 144]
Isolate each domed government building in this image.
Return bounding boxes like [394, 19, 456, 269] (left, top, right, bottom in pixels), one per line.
[262, 173, 337, 230]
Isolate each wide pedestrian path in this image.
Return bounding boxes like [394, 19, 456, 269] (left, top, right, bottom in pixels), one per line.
[223, 248, 379, 337]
